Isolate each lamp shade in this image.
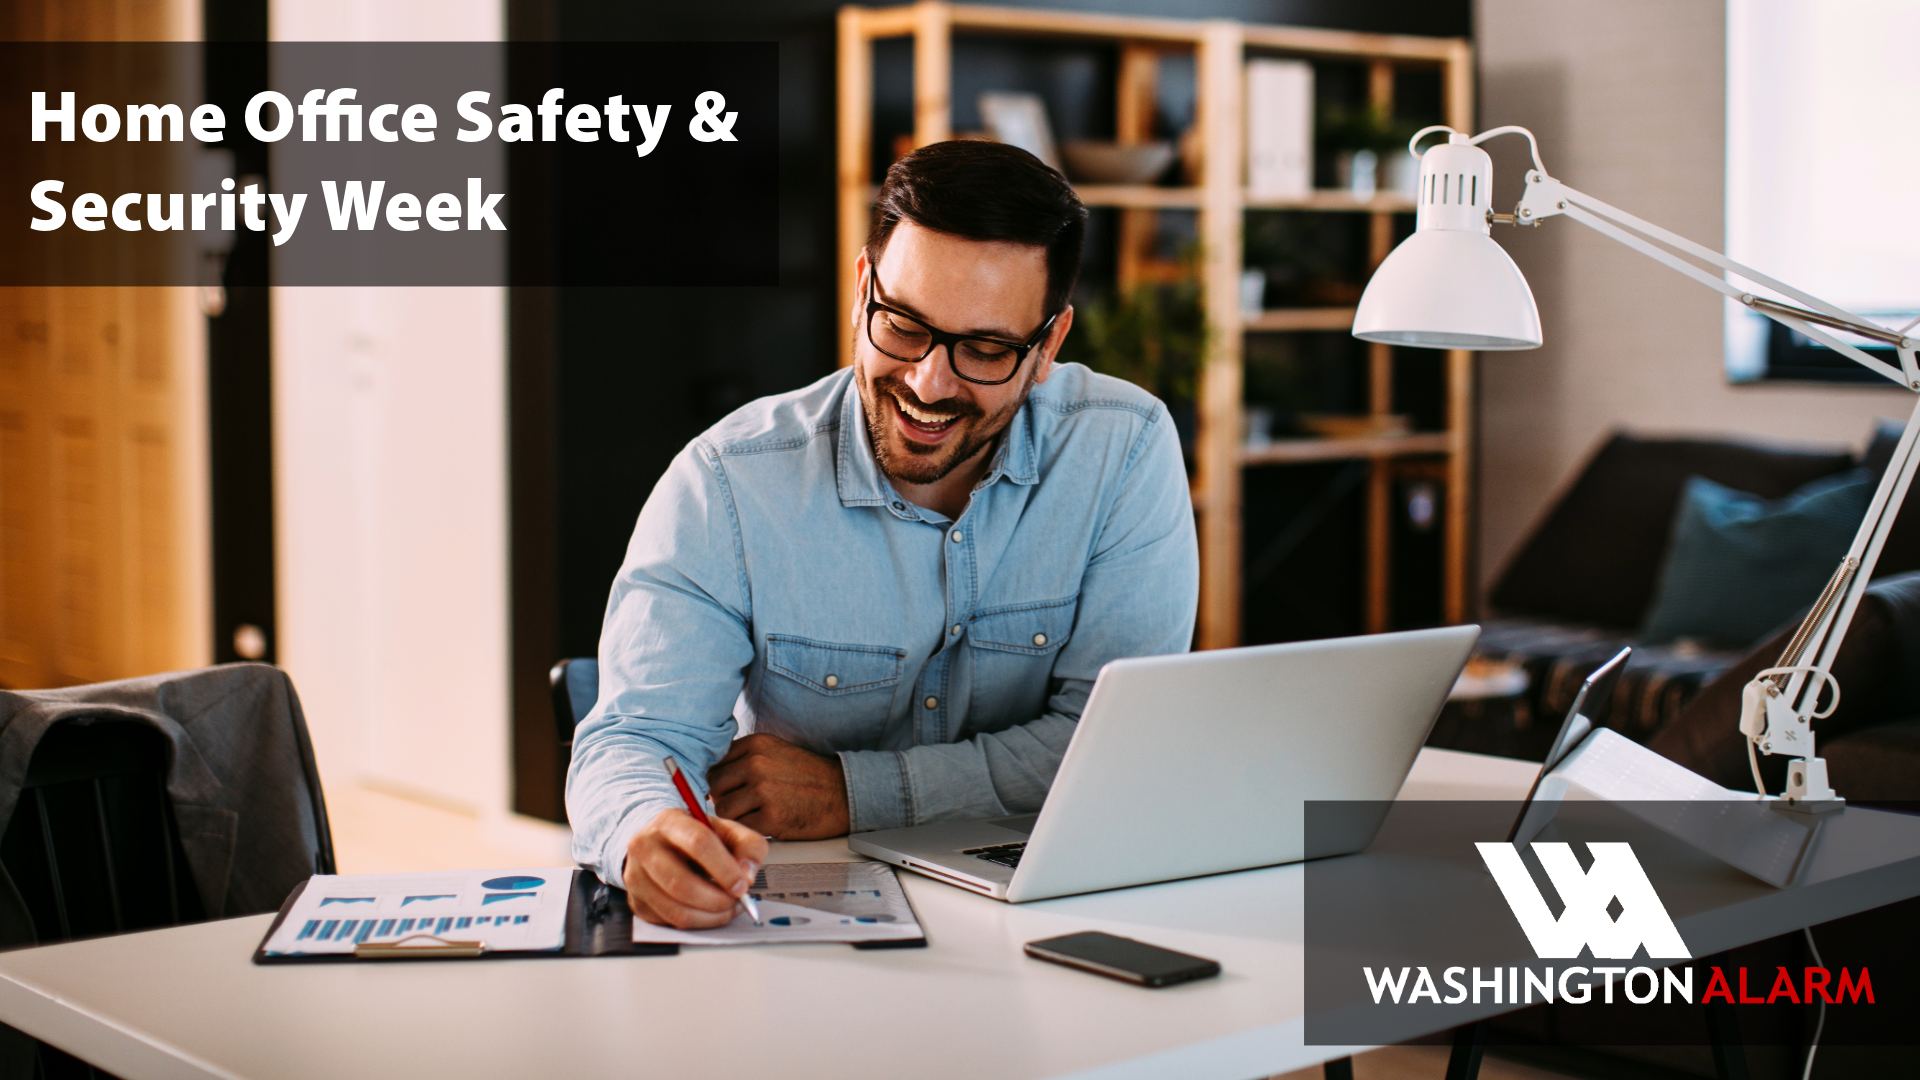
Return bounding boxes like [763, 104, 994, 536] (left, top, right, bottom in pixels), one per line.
[1352, 230, 1543, 349]
[1352, 132, 1543, 350]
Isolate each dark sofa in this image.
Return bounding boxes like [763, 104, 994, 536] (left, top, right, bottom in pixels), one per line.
[1428, 423, 1920, 767]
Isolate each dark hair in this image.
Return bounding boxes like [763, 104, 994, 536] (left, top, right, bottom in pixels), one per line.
[867, 140, 1087, 318]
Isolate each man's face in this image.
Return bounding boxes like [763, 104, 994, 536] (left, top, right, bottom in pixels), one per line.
[852, 220, 1068, 488]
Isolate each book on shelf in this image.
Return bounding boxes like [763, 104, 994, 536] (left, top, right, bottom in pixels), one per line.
[1245, 59, 1312, 200]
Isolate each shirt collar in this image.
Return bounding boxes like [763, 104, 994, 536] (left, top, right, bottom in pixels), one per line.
[982, 395, 1039, 487]
[835, 374, 1041, 512]
[836, 382, 892, 508]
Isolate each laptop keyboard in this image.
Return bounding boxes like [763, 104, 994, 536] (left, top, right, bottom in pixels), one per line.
[962, 842, 1026, 868]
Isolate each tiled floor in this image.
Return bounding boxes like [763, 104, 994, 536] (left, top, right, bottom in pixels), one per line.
[325, 783, 574, 875]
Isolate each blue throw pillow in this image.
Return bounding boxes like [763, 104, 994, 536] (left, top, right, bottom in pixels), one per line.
[1640, 469, 1874, 648]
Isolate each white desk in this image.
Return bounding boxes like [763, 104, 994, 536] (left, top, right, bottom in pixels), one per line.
[0, 749, 1536, 1080]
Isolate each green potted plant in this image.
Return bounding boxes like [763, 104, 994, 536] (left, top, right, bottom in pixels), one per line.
[1317, 104, 1420, 198]
[1059, 277, 1203, 404]
[1058, 270, 1205, 463]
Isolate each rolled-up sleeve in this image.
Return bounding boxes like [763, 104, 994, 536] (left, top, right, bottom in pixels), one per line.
[838, 402, 1199, 830]
[565, 440, 755, 884]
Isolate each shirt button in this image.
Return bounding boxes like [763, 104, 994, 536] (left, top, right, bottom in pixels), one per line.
[891, 501, 905, 511]
[924, 696, 938, 710]
[1033, 633, 1047, 646]
[951, 624, 962, 636]
[824, 675, 839, 688]
[950, 530, 963, 543]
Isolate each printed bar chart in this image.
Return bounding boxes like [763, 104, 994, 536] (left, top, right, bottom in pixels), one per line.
[263, 869, 569, 956]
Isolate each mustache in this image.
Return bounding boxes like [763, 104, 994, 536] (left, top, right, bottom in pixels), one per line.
[873, 375, 983, 420]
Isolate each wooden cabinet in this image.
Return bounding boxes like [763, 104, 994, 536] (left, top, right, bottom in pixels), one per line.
[0, 288, 209, 689]
[0, 0, 209, 689]
[837, 2, 1475, 648]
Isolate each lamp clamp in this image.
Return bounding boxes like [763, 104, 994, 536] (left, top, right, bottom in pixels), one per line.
[1739, 667, 1844, 813]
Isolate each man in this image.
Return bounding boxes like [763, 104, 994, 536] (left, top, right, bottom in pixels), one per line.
[567, 141, 1199, 929]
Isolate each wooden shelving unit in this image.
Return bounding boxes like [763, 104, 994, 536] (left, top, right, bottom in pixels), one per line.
[837, 1, 1475, 649]
[1242, 307, 1356, 332]
[1241, 432, 1453, 465]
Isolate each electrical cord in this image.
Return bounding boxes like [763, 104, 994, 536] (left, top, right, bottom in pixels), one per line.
[1405, 124, 1551, 180]
[1754, 666, 1842, 719]
[1467, 125, 1549, 176]
[1803, 927, 1826, 1080]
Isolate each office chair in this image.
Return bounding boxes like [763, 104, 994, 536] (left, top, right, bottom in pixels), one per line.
[549, 657, 599, 754]
[0, 664, 335, 1080]
[0, 719, 206, 1080]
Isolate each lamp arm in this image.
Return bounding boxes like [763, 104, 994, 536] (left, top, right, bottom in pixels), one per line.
[1517, 174, 1917, 388]
[1793, 395, 1920, 706]
[1508, 164, 1920, 808]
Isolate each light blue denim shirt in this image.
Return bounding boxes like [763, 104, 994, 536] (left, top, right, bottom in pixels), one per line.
[565, 362, 1199, 884]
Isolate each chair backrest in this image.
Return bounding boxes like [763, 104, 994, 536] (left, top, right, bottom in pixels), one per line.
[548, 658, 599, 750]
[0, 666, 333, 1080]
[0, 719, 205, 945]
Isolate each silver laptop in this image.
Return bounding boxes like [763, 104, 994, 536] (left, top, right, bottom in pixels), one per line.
[848, 625, 1480, 902]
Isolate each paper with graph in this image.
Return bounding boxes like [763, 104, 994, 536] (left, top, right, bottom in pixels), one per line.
[262, 868, 573, 956]
[630, 861, 922, 946]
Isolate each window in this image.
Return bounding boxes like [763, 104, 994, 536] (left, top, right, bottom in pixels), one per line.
[1725, 0, 1920, 383]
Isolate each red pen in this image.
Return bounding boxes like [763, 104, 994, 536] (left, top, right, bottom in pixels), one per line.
[663, 756, 761, 925]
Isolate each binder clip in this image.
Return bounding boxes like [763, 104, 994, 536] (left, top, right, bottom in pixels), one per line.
[354, 934, 489, 960]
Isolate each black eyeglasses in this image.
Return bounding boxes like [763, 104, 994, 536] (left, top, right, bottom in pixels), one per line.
[864, 266, 1060, 386]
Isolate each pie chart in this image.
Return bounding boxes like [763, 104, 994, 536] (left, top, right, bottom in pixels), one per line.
[481, 875, 546, 891]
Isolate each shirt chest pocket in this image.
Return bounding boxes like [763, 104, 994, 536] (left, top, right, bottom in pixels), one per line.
[962, 596, 1076, 725]
[763, 635, 905, 731]
[966, 596, 1076, 656]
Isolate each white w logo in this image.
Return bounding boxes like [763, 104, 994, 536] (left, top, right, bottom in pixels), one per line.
[1475, 842, 1690, 960]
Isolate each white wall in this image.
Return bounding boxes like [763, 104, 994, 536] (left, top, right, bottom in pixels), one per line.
[271, 0, 514, 819]
[1473, 0, 1910, 594]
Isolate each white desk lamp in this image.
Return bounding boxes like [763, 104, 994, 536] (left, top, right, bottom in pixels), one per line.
[1354, 125, 1920, 812]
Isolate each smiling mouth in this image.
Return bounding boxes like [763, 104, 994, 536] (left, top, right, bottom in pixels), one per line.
[890, 390, 965, 441]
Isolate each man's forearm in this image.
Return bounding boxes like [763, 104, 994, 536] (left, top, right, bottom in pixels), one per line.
[566, 724, 703, 884]
[570, 439, 760, 880]
[838, 711, 1078, 832]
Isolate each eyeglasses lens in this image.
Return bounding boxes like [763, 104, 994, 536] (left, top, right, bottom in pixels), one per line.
[867, 309, 1019, 384]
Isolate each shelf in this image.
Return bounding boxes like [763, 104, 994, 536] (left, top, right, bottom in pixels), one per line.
[1244, 190, 1417, 212]
[873, 183, 1211, 210]
[1070, 184, 1202, 209]
[872, 173, 1419, 215]
[1069, 188, 1416, 212]
[939, 3, 1466, 62]
[1239, 22, 1466, 62]
[1240, 432, 1451, 465]
[1243, 307, 1355, 332]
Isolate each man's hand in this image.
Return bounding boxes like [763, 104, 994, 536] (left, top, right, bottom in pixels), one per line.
[623, 808, 768, 929]
[708, 733, 851, 840]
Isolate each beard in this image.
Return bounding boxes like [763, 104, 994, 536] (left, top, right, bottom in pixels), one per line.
[859, 369, 1030, 487]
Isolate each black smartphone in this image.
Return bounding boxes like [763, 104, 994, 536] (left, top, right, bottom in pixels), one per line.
[1024, 931, 1221, 988]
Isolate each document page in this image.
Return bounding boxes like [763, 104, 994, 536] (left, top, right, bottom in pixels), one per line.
[631, 861, 923, 946]
[262, 868, 573, 956]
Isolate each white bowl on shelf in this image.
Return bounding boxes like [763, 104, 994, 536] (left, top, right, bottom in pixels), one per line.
[1061, 140, 1176, 185]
